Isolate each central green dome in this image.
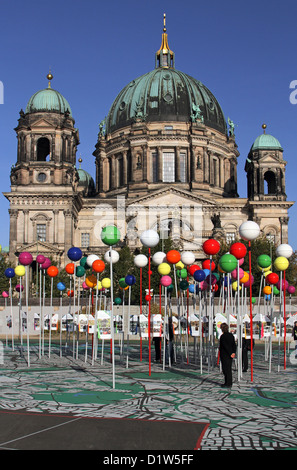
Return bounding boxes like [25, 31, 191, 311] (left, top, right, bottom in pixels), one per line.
[106, 67, 227, 135]
[106, 21, 227, 135]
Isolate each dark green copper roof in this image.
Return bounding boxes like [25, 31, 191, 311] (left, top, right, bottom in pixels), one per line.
[106, 67, 227, 135]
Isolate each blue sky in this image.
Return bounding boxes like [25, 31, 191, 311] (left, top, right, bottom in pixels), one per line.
[0, 0, 297, 251]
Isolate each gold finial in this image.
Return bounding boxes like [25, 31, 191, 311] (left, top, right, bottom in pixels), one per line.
[78, 157, 82, 168]
[262, 123, 267, 134]
[47, 70, 53, 88]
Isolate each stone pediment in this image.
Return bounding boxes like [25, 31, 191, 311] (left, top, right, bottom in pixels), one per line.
[30, 118, 56, 129]
[127, 186, 218, 208]
[259, 152, 280, 164]
[17, 241, 62, 256]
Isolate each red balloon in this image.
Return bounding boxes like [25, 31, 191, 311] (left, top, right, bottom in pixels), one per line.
[188, 264, 200, 276]
[67, 290, 74, 297]
[166, 250, 181, 264]
[230, 242, 247, 260]
[203, 239, 220, 256]
[266, 272, 279, 285]
[145, 294, 152, 302]
[47, 266, 59, 277]
[92, 259, 105, 273]
[65, 263, 75, 275]
[202, 259, 216, 271]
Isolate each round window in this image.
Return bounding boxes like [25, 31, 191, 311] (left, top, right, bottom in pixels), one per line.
[37, 172, 47, 182]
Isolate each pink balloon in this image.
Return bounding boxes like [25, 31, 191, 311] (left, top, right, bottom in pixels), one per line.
[18, 252, 33, 266]
[2, 291, 9, 298]
[287, 285, 296, 294]
[231, 267, 244, 280]
[41, 258, 51, 270]
[160, 275, 172, 287]
[277, 279, 289, 291]
[238, 258, 245, 266]
[36, 255, 46, 265]
[16, 284, 24, 292]
[82, 281, 90, 290]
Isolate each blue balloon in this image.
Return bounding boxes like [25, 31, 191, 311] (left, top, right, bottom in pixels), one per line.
[125, 274, 136, 286]
[193, 270, 206, 282]
[189, 284, 195, 293]
[5, 268, 15, 278]
[67, 247, 82, 261]
[57, 282, 66, 291]
[203, 269, 210, 277]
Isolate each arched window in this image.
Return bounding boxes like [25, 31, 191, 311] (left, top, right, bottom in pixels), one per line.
[37, 137, 50, 161]
[264, 171, 276, 194]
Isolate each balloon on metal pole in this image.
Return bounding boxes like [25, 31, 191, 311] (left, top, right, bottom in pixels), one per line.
[5, 268, 15, 351]
[239, 220, 260, 382]
[134, 254, 148, 361]
[101, 225, 121, 389]
[36, 255, 45, 358]
[140, 230, 160, 377]
[57, 281, 66, 357]
[47, 265, 59, 358]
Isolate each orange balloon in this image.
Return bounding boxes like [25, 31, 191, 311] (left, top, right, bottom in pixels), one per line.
[240, 271, 249, 284]
[47, 266, 59, 277]
[263, 285, 272, 295]
[85, 274, 97, 288]
[166, 250, 181, 264]
[65, 263, 75, 275]
[67, 290, 74, 297]
[92, 259, 105, 273]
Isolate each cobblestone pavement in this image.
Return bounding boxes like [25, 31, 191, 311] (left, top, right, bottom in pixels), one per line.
[0, 340, 296, 450]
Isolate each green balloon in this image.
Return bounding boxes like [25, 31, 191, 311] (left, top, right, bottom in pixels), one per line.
[273, 286, 280, 295]
[76, 265, 86, 277]
[119, 277, 127, 288]
[219, 253, 237, 273]
[101, 225, 120, 246]
[167, 284, 174, 293]
[180, 280, 189, 290]
[257, 254, 271, 269]
[251, 297, 256, 304]
[80, 256, 88, 267]
[114, 297, 122, 305]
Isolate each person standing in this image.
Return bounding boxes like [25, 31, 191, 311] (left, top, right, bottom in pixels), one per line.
[219, 323, 237, 388]
[292, 321, 297, 358]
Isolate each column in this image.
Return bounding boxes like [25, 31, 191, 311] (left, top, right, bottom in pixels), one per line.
[175, 147, 180, 182]
[157, 147, 163, 182]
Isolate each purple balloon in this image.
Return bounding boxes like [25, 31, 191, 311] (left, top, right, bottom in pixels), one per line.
[18, 252, 33, 266]
[16, 284, 24, 292]
[276, 279, 289, 291]
[287, 285, 296, 295]
[36, 254, 46, 265]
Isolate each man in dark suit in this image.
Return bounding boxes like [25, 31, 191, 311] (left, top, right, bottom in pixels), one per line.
[219, 323, 237, 388]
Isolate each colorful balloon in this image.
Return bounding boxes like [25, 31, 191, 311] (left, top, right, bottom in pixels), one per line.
[158, 262, 171, 276]
[266, 272, 279, 285]
[160, 275, 172, 287]
[102, 278, 111, 289]
[274, 256, 289, 271]
[85, 274, 97, 288]
[114, 297, 122, 305]
[219, 253, 237, 273]
[18, 251, 33, 266]
[230, 242, 247, 260]
[101, 225, 121, 246]
[203, 239, 220, 256]
[92, 259, 105, 273]
[287, 286, 296, 294]
[41, 258, 51, 270]
[15, 265, 26, 277]
[47, 266, 59, 277]
[239, 221, 260, 241]
[36, 255, 46, 265]
[263, 285, 272, 295]
[194, 270, 206, 282]
[57, 282, 66, 291]
[166, 250, 181, 264]
[67, 247, 82, 262]
[75, 265, 86, 277]
[65, 263, 75, 275]
[188, 264, 200, 276]
[5, 268, 15, 278]
[202, 259, 215, 271]
[257, 254, 271, 269]
[125, 275, 136, 286]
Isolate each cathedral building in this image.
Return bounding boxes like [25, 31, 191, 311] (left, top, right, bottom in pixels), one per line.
[4, 18, 294, 265]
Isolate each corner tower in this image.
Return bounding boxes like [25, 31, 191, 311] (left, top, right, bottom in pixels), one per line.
[4, 73, 80, 263]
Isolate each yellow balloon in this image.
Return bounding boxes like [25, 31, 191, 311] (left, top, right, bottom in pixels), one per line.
[232, 281, 242, 291]
[102, 278, 111, 289]
[95, 281, 102, 291]
[158, 262, 171, 275]
[15, 265, 26, 277]
[175, 261, 184, 269]
[274, 256, 289, 271]
[264, 270, 272, 277]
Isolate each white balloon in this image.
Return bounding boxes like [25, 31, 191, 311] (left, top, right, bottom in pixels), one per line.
[134, 254, 148, 268]
[276, 243, 293, 259]
[239, 221, 260, 241]
[86, 254, 99, 267]
[181, 251, 195, 265]
[152, 251, 166, 265]
[140, 230, 159, 248]
[104, 249, 119, 264]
